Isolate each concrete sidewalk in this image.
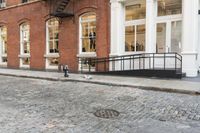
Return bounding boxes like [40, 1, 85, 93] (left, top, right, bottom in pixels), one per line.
[0, 68, 199, 95]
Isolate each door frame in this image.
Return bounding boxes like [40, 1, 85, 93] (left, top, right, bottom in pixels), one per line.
[156, 14, 182, 53]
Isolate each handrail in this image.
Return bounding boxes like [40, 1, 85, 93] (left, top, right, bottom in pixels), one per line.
[78, 53, 182, 75]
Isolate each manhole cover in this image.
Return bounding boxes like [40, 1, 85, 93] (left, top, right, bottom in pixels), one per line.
[94, 109, 120, 119]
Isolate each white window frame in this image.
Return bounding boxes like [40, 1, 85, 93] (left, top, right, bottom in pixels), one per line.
[45, 18, 59, 69]
[156, 0, 183, 53]
[124, 1, 146, 54]
[0, 26, 7, 66]
[78, 13, 97, 58]
[19, 23, 30, 68]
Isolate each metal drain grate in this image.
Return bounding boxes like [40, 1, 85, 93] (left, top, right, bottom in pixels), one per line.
[94, 109, 120, 119]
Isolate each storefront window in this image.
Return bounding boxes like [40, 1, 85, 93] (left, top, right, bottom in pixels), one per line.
[158, 0, 182, 16]
[0, 26, 7, 64]
[47, 18, 59, 54]
[80, 13, 96, 53]
[125, 25, 145, 52]
[125, 0, 146, 21]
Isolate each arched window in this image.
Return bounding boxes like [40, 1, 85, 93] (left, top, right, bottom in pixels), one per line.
[46, 18, 59, 69]
[0, 26, 7, 65]
[80, 13, 96, 53]
[20, 22, 30, 67]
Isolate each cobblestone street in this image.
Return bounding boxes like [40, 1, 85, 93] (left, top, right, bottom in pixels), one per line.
[0, 75, 200, 133]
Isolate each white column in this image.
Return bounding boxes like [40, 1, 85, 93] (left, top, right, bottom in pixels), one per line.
[198, 1, 200, 71]
[182, 0, 199, 77]
[145, 0, 156, 53]
[110, 0, 125, 56]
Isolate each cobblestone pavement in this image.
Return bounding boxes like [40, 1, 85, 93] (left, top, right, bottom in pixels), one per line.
[0, 76, 200, 133]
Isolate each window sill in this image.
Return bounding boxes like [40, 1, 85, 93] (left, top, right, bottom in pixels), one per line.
[46, 65, 58, 70]
[44, 53, 60, 58]
[1, 54, 7, 57]
[0, 63, 7, 67]
[20, 65, 30, 69]
[18, 54, 30, 58]
[77, 52, 97, 58]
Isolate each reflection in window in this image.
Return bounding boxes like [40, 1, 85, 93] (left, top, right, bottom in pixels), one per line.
[125, 0, 146, 21]
[47, 18, 59, 54]
[158, 0, 182, 16]
[0, 26, 7, 64]
[80, 13, 96, 53]
[125, 25, 145, 52]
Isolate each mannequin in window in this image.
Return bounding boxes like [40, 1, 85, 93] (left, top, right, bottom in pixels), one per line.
[136, 41, 140, 51]
[89, 31, 96, 51]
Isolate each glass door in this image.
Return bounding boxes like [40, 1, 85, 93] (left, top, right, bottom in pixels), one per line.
[156, 23, 166, 53]
[171, 21, 182, 53]
[156, 20, 182, 53]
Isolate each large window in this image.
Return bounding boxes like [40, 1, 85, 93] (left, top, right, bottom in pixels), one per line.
[158, 0, 182, 16]
[125, 25, 145, 52]
[47, 18, 59, 54]
[46, 18, 59, 69]
[0, 26, 7, 65]
[125, 0, 146, 52]
[80, 13, 96, 53]
[20, 23, 30, 67]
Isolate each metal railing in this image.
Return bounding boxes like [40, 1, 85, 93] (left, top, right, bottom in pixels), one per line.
[78, 53, 182, 74]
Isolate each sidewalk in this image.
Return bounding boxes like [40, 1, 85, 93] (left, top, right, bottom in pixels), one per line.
[0, 68, 199, 95]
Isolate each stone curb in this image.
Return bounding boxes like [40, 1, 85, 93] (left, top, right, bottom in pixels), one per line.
[0, 73, 200, 96]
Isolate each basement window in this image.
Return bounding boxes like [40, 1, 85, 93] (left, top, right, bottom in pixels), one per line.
[22, 0, 29, 3]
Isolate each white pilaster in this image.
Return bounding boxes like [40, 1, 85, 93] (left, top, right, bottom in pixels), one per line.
[146, 0, 156, 53]
[110, 0, 125, 56]
[198, 1, 200, 72]
[182, 0, 199, 77]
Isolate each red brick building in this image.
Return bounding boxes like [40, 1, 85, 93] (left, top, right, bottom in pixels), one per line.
[0, 0, 110, 72]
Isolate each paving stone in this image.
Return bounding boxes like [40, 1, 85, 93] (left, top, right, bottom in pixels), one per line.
[0, 75, 200, 132]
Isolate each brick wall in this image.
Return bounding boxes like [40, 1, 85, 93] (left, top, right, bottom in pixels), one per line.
[0, 0, 110, 72]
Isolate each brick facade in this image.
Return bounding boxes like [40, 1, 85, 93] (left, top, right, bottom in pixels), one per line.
[0, 0, 110, 72]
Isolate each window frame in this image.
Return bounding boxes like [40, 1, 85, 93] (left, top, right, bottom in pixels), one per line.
[125, 1, 146, 53]
[45, 18, 60, 69]
[19, 22, 30, 68]
[79, 12, 97, 56]
[0, 26, 7, 65]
